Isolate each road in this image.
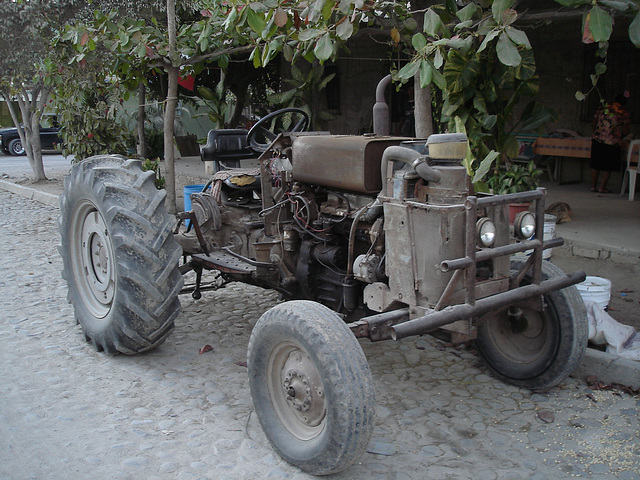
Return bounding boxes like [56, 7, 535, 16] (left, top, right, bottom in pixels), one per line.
[0, 152, 72, 180]
[0, 188, 638, 480]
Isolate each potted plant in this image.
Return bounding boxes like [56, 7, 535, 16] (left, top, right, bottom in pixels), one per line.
[488, 160, 543, 223]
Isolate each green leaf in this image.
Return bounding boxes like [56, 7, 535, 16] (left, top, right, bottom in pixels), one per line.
[398, 60, 421, 80]
[575, 91, 587, 101]
[455, 20, 474, 31]
[492, 0, 514, 23]
[135, 42, 146, 58]
[443, 52, 480, 93]
[197, 85, 216, 101]
[443, 37, 470, 49]
[412, 33, 427, 51]
[515, 49, 536, 81]
[404, 17, 418, 31]
[247, 7, 267, 36]
[505, 27, 531, 48]
[481, 114, 497, 129]
[336, 20, 354, 40]
[249, 46, 262, 68]
[419, 60, 433, 88]
[298, 28, 322, 41]
[432, 68, 446, 90]
[267, 88, 298, 105]
[472, 151, 499, 183]
[314, 33, 333, 61]
[478, 30, 500, 53]
[588, 6, 613, 42]
[291, 64, 305, 83]
[423, 9, 442, 36]
[456, 3, 477, 22]
[223, 7, 238, 31]
[434, 48, 444, 69]
[629, 11, 640, 47]
[317, 73, 335, 90]
[496, 33, 521, 67]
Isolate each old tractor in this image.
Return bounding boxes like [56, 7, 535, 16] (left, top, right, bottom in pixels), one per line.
[58, 107, 588, 475]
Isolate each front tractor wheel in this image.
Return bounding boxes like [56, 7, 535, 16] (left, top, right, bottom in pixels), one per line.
[476, 259, 588, 390]
[247, 301, 375, 476]
[58, 155, 183, 354]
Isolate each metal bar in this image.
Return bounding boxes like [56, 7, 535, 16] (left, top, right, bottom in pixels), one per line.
[221, 246, 274, 268]
[349, 308, 410, 341]
[435, 268, 464, 311]
[441, 237, 564, 272]
[476, 188, 545, 207]
[391, 270, 586, 340]
[464, 197, 477, 306]
[531, 194, 545, 285]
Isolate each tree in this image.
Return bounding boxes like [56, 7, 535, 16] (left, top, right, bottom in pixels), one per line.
[0, 1, 64, 180]
[0, 0, 167, 180]
[58, 0, 640, 198]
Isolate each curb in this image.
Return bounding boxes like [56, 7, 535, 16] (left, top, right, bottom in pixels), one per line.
[0, 179, 60, 207]
[573, 347, 640, 390]
[2, 176, 639, 391]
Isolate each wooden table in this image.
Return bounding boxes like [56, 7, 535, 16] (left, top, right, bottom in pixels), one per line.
[532, 136, 592, 184]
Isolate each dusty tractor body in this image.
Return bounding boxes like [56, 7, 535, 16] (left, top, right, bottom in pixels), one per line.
[59, 108, 588, 475]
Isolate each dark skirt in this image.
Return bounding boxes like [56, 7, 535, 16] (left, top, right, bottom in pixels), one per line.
[590, 139, 620, 172]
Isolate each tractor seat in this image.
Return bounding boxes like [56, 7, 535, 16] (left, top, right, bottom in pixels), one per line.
[201, 129, 261, 207]
[200, 129, 259, 172]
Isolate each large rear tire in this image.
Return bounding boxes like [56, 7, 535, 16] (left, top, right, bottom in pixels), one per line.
[475, 258, 588, 390]
[247, 301, 375, 475]
[58, 155, 183, 354]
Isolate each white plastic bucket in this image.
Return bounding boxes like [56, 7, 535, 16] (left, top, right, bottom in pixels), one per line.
[576, 276, 611, 310]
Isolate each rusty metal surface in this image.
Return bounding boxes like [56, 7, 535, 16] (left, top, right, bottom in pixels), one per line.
[391, 270, 586, 340]
[349, 308, 410, 341]
[192, 251, 256, 275]
[291, 135, 406, 193]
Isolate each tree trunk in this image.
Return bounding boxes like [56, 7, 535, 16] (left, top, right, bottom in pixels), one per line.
[412, 2, 435, 139]
[164, 0, 178, 213]
[413, 77, 433, 138]
[137, 82, 147, 158]
[164, 66, 178, 213]
[228, 88, 247, 129]
[10, 89, 47, 180]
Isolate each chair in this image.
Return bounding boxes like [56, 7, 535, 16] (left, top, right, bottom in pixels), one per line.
[200, 129, 261, 207]
[200, 129, 258, 172]
[620, 139, 640, 201]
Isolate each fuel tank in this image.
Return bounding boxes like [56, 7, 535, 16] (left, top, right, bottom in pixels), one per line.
[291, 135, 408, 194]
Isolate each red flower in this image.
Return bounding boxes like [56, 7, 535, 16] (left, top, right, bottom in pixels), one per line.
[87, 133, 93, 139]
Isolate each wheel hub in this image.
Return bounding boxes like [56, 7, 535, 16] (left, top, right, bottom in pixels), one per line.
[74, 205, 116, 318]
[280, 350, 325, 428]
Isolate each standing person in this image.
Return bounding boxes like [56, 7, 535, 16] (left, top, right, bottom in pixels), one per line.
[590, 94, 630, 193]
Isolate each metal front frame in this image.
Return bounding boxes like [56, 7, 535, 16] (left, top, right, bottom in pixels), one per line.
[390, 188, 586, 339]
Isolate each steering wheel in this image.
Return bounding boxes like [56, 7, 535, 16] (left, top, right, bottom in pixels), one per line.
[247, 107, 310, 152]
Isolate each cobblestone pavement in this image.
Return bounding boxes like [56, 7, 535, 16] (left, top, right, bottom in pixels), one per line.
[1, 189, 639, 480]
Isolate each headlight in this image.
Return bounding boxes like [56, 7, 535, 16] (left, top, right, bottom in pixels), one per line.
[514, 211, 536, 239]
[476, 217, 496, 247]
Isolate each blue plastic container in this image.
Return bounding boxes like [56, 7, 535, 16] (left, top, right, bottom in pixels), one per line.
[183, 184, 205, 227]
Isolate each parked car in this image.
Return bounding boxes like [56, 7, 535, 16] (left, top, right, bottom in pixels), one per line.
[0, 115, 62, 156]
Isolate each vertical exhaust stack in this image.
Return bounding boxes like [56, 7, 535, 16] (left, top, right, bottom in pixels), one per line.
[373, 74, 392, 136]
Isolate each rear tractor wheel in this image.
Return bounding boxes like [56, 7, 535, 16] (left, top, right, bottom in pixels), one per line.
[58, 155, 183, 354]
